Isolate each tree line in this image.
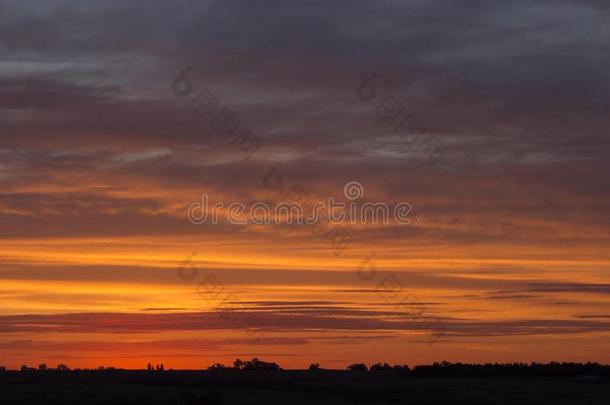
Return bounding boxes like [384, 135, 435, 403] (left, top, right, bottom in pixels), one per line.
[3, 360, 610, 377]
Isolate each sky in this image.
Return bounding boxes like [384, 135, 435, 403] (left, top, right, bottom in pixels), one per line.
[1, 0, 610, 370]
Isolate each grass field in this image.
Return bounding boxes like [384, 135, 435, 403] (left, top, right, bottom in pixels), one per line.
[1, 370, 609, 404]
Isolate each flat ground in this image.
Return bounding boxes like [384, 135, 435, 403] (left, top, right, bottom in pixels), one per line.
[1, 371, 609, 404]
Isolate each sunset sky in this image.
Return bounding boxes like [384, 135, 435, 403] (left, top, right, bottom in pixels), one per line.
[1, 0, 610, 370]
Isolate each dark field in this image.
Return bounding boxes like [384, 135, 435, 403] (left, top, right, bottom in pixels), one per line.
[1, 371, 609, 404]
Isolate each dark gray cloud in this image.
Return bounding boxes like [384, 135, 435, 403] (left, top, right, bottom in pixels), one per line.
[2, 0, 609, 155]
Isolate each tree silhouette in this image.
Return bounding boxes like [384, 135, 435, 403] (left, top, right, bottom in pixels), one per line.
[410, 361, 609, 377]
[210, 359, 283, 371]
[5, 360, 610, 379]
[207, 363, 227, 370]
[242, 358, 281, 371]
[369, 363, 388, 371]
[347, 363, 368, 371]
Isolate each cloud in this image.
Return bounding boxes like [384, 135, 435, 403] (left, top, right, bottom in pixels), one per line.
[1, 0, 610, 365]
[0, 309, 608, 339]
